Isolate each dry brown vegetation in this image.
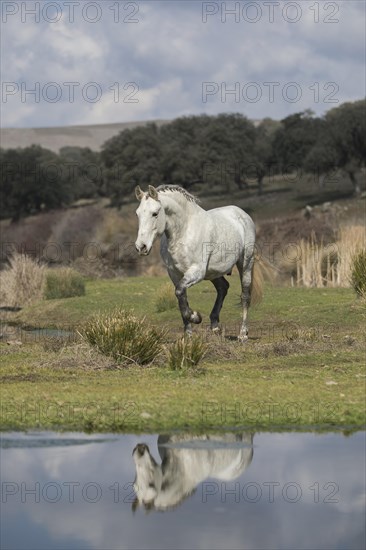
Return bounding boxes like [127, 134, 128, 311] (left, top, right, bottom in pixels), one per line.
[288, 225, 365, 288]
[0, 253, 45, 308]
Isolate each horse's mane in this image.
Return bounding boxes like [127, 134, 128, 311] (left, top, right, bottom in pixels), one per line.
[156, 185, 199, 204]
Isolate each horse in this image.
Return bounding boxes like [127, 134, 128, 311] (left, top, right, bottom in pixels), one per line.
[132, 433, 254, 511]
[135, 185, 263, 341]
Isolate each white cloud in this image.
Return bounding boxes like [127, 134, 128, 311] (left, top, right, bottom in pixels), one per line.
[1, 1, 365, 127]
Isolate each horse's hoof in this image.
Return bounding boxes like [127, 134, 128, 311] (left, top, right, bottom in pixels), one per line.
[190, 311, 202, 324]
[238, 333, 248, 343]
[211, 325, 221, 334]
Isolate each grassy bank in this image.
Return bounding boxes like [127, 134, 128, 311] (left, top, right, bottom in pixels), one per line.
[1, 277, 365, 432]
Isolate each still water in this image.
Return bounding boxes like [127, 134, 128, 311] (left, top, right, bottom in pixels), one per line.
[1, 431, 365, 550]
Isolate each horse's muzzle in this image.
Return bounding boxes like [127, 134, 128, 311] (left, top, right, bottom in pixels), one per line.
[135, 243, 150, 256]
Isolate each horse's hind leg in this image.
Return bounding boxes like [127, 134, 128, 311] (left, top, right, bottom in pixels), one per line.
[237, 259, 254, 342]
[210, 277, 230, 332]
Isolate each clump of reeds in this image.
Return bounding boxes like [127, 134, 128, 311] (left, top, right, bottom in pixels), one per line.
[167, 335, 208, 371]
[79, 308, 166, 365]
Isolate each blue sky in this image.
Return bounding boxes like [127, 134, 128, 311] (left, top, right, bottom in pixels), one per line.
[1, 1, 365, 127]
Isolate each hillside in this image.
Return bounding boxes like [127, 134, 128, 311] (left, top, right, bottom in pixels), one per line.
[0, 118, 264, 152]
[0, 120, 168, 152]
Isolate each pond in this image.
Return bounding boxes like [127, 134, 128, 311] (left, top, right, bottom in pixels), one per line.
[0, 324, 76, 344]
[1, 431, 365, 550]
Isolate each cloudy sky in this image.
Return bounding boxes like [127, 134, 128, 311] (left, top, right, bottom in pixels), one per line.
[1, 0, 365, 127]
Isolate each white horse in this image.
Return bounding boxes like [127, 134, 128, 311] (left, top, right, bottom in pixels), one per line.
[132, 433, 254, 511]
[135, 185, 262, 341]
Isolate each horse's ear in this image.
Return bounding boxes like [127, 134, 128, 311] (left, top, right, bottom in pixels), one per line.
[148, 185, 159, 200]
[135, 185, 144, 201]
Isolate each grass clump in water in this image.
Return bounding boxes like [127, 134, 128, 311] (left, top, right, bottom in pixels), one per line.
[79, 308, 166, 365]
[167, 335, 208, 371]
[45, 268, 85, 299]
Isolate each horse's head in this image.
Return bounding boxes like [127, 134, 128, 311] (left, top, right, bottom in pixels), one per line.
[132, 443, 162, 509]
[135, 185, 166, 256]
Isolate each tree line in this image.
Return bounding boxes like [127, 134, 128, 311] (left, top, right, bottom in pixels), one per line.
[1, 99, 365, 220]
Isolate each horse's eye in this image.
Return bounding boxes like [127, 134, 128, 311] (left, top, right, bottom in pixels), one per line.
[152, 212, 158, 217]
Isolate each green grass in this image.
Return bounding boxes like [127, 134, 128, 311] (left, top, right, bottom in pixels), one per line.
[1, 277, 365, 432]
[11, 275, 364, 331]
[1, 345, 364, 432]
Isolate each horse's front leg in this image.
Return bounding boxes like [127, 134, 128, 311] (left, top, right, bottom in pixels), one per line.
[175, 267, 205, 334]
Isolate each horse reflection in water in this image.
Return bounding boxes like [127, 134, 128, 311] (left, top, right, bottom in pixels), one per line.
[132, 433, 253, 511]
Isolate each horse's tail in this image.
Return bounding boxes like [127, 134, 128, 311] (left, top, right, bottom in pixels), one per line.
[251, 256, 276, 306]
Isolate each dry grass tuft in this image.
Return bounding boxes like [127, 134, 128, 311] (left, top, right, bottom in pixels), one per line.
[253, 339, 308, 358]
[0, 252, 45, 308]
[35, 339, 119, 371]
[293, 225, 365, 288]
[333, 225, 366, 287]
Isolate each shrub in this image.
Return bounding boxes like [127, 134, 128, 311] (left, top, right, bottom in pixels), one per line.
[155, 282, 177, 312]
[79, 308, 166, 365]
[351, 249, 366, 298]
[44, 268, 85, 299]
[0, 252, 45, 308]
[167, 335, 208, 371]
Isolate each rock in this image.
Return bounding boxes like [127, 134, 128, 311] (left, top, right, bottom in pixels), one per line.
[303, 205, 313, 219]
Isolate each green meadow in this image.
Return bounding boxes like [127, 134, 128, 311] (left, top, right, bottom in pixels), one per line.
[1, 276, 365, 432]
